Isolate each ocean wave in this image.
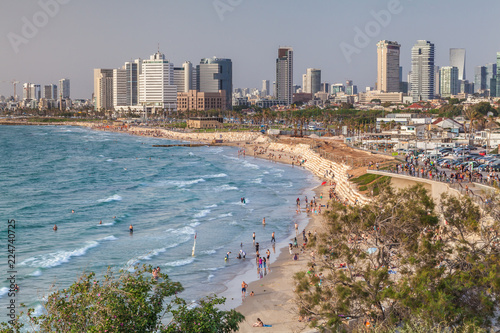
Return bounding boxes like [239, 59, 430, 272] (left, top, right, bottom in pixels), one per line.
[100, 235, 118, 241]
[243, 161, 259, 169]
[190, 221, 201, 228]
[20, 241, 100, 269]
[164, 257, 195, 267]
[205, 204, 218, 208]
[201, 173, 228, 179]
[217, 213, 233, 218]
[97, 194, 122, 203]
[106, 159, 113, 162]
[214, 185, 238, 192]
[194, 209, 211, 218]
[251, 178, 263, 184]
[31, 269, 42, 277]
[97, 222, 115, 226]
[171, 226, 196, 235]
[168, 178, 206, 187]
[201, 249, 217, 255]
[0, 287, 9, 299]
[207, 274, 214, 281]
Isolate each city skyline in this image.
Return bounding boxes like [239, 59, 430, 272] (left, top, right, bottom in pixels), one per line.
[1, 0, 499, 99]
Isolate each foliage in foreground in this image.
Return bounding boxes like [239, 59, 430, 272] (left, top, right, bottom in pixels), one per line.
[0, 265, 244, 333]
[295, 184, 500, 332]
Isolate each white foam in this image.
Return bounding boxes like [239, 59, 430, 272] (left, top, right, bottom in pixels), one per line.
[167, 178, 205, 187]
[171, 226, 196, 235]
[218, 213, 233, 218]
[100, 235, 118, 241]
[205, 204, 218, 208]
[165, 257, 195, 267]
[188, 152, 195, 156]
[251, 178, 263, 184]
[194, 209, 211, 218]
[20, 241, 100, 268]
[214, 185, 238, 192]
[0, 287, 9, 298]
[97, 194, 122, 203]
[201, 173, 228, 179]
[106, 159, 113, 162]
[243, 161, 259, 169]
[97, 222, 115, 226]
[190, 221, 201, 227]
[31, 269, 42, 277]
[201, 249, 217, 255]
[208, 274, 215, 281]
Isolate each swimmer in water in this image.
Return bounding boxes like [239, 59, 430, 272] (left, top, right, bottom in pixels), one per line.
[262, 217, 266, 225]
[71, 210, 75, 214]
[53, 224, 58, 231]
[129, 224, 133, 232]
[99, 220, 102, 225]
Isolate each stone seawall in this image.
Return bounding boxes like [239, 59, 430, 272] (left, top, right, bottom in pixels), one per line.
[268, 142, 370, 206]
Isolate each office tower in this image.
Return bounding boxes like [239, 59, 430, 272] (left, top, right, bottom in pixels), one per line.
[376, 40, 401, 92]
[305, 68, 321, 94]
[474, 66, 487, 93]
[94, 69, 114, 110]
[262, 80, 270, 96]
[173, 61, 194, 94]
[410, 40, 435, 101]
[113, 68, 128, 108]
[331, 83, 345, 95]
[440, 66, 459, 98]
[275, 47, 293, 105]
[302, 74, 307, 93]
[321, 82, 330, 93]
[497, 52, 500, 98]
[345, 80, 357, 95]
[434, 66, 440, 96]
[23, 83, 31, 100]
[113, 59, 141, 108]
[197, 57, 232, 109]
[485, 63, 497, 95]
[139, 51, 177, 111]
[30, 84, 41, 101]
[449, 48, 466, 81]
[59, 78, 70, 99]
[43, 84, 57, 100]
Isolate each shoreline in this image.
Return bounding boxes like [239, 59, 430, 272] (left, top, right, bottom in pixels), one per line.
[1, 122, 351, 332]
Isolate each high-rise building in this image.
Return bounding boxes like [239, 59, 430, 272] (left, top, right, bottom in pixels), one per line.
[43, 84, 57, 100]
[440, 66, 459, 98]
[59, 78, 70, 99]
[302, 74, 307, 93]
[410, 40, 435, 101]
[139, 51, 177, 111]
[345, 80, 357, 95]
[474, 66, 487, 93]
[434, 66, 440, 96]
[496, 52, 500, 98]
[174, 61, 195, 94]
[330, 83, 345, 95]
[275, 47, 293, 105]
[305, 68, 321, 95]
[485, 63, 497, 95]
[23, 83, 31, 100]
[197, 57, 232, 110]
[321, 82, 330, 94]
[450, 48, 466, 81]
[262, 80, 270, 96]
[376, 40, 401, 92]
[113, 59, 141, 108]
[93, 69, 114, 110]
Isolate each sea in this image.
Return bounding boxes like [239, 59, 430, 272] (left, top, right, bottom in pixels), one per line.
[0, 125, 315, 322]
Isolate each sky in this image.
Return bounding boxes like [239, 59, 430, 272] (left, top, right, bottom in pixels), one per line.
[0, 0, 499, 99]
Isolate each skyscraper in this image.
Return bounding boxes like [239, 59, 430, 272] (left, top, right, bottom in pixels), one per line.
[94, 69, 114, 110]
[376, 40, 401, 92]
[275, 47, 293, 105]
[173, 61, 194, 94]
[197, 57, 232, 109]
[302, 74, 307, 93]
[59, 78, 70, 99]
[474, 66, 487, 93]
[139, 51, 177, 111]
[113, 59, 141, 108]
[262, 80, 270, 96]
[410, 40, 435, 101]
[305, 68, 321, 95]
[44, 84, 57, 100]
[449, 48, 466, 81]
[496, 52, 500, 98]
[440, 66, 459, 98]
[113, 68, 128, 108]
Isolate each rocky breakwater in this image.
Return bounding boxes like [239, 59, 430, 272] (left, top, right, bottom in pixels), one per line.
[268, 142, 370, 206]
[126, 127, 262, 143]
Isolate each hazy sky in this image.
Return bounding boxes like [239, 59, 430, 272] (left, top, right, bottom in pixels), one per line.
[1, 0, 499, 99]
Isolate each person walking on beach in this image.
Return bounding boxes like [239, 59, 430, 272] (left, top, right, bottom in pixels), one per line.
[253, 232, 255, 243]
[271, 231, 275, 243]
[255, 242, 259, 253]
[241, 281, 248, 297]
[266, 249, 270, 261]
